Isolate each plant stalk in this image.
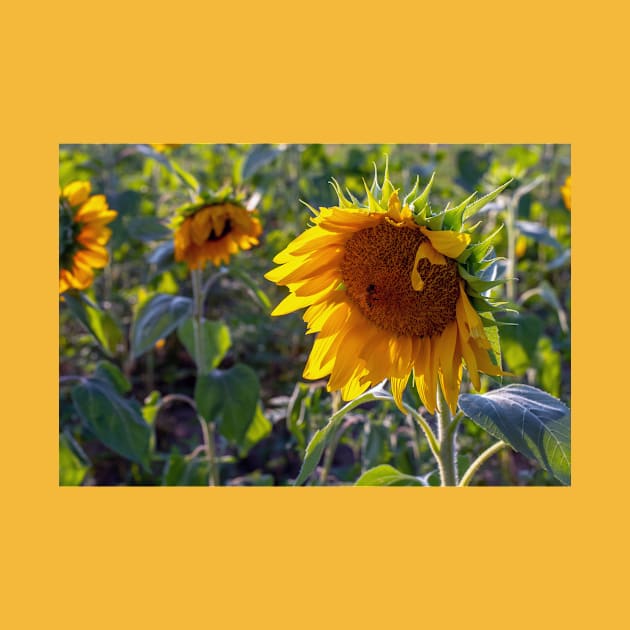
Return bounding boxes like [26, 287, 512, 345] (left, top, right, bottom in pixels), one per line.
[191, 268, 220, 486]
[436, 383, 458, 486]
[459, 441, 507, 486]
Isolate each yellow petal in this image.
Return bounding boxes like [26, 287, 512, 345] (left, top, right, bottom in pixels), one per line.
[390, 375, 408, 413]
[420, 226, 470, 259]
[75, 247, 108, 268]
[63, 181, 91, 207]
[411, 241, 447, 291]
[190, 208, 213, 245]
[74, 196, 117, 224]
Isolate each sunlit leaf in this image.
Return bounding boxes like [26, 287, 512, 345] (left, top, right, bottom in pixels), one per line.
[355, 465, 425, 486]
[459, 384, 570, 484]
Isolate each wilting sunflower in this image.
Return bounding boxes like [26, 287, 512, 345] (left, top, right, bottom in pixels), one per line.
[265, 166, 509, 414]
[173, 191, 262, 269]
[59, 181, 117, 294]
[561, 175, 571, 210]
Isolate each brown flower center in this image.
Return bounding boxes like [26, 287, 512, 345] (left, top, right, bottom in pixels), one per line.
[340, 221, 460, 337]
[207, 218, 232, 241]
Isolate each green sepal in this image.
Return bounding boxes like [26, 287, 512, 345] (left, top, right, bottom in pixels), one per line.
[369, 163, 382, 200]
[379, 157, 395, 205]
[410, 172, 435, 210]
[462, 179, 512, 221]
[425, 212, 444, 230]
[441, 192, 477, 232]
[466, 224, 505, 264]
[330, 178, 354, 208]
[463, 276, 507, 296]
[402, 175, 421, 207]
[363, 179, 385, 213]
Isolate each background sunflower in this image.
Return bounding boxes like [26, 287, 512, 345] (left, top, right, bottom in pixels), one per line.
[59, 181, 117, 294]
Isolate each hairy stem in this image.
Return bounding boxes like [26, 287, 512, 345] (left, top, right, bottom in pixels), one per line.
[436, 384, 458, 486]
[459, 441, 507, 486]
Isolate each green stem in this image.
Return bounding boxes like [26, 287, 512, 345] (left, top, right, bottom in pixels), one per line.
[459, 441, 507, 486]
[506, 195, 517, 303]
[190, 268, 220, 486]
[401, 402, 440, 463]
[436, 384, 458, 486]
[320, 391, 341, 484]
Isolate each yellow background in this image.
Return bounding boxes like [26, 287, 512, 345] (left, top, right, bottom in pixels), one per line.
[3, 0, 626, 628]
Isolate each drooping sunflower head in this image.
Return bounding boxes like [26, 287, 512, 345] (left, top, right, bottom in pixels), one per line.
[561, 175, 571, 211]
[265, 163, 510, 414]
[172, 188, 262, 270]
[59, 181, 117, 294]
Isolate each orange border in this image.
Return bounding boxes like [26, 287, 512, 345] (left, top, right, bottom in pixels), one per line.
[4, 1, 625, 628]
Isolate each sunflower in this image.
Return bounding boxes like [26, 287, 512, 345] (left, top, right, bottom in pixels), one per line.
[265, 166, 509, 414]
[59, 181, 117, 294]
[561, 175, 571, 210]
[173, 196, 262, 270]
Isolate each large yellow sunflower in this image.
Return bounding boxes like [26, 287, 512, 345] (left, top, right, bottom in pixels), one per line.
[265, 167, 509, 414]
[59, 181, 117, 294]
[173, 200, 262, 269]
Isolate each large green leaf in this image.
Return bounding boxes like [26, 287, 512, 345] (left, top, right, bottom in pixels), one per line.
[194, 364, 260, 447]
[294, 384, 392, 486]
[94, 360, 131, 394]
[459, 384, 570, 485]
[71, 378, 152, 469]
[63, 292, 123, 356]
[130, 293, 192, 359]
[355, 465, 426, 486]
[177, 318, 231, 373]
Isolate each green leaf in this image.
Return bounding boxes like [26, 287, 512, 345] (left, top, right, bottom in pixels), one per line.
[130, 294, 192, 359]
[459, 384, 571, 485]
[239, 405, 272, 456]
[71, 378, 153, 469]
[63, 292, 123, 356]
[294, 383, 392, 486]
[59, 433, 90, 486]
[177, 318, 231, 372]
[194, 364, 260, 447]
[94, 360, 131, 394]
[241, 144, 283, 180]
[355, 465, 426, 486]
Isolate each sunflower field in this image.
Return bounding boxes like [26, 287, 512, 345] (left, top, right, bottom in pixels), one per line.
[59, 144, 571, 486]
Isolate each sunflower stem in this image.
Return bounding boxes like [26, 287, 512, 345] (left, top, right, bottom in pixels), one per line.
[191, 268, 220, 486]
[320, 391, 342, 484]
[401, 403, 440, 463]
[459, 441, 507, 486]
[436, 384, 458, 486]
